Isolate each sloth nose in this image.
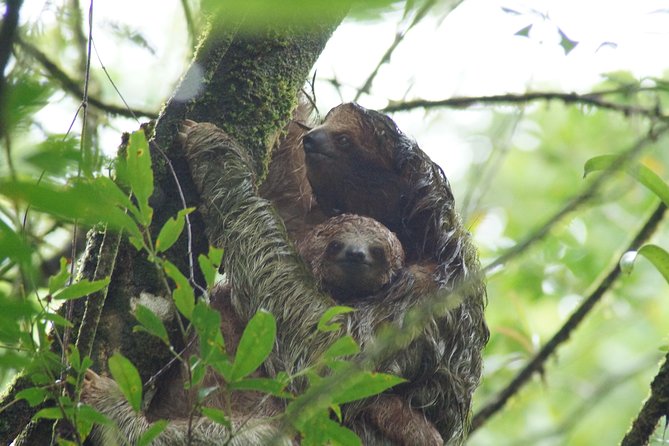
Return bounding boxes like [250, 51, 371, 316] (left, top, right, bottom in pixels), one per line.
[303, 129, 328, 153]
[345, 247, 367, 263]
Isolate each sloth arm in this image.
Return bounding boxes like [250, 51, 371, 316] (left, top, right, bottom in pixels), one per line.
[183, 122, 338, 378]
[82, 369, 290, 446]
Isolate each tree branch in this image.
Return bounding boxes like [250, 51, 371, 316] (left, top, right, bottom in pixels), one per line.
[15, 38, 158, 119]
[382, 91, 669, 122]
[0, 0, 23, 134]
[471, 201, 667, 431]
[621, 350, 669, 446]
[352, 0, 449, 101]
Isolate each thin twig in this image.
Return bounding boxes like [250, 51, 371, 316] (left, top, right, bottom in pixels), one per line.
[90, 38, 139, 123]
[353, 0, 443, 101]
[471, 201, 667, 431]
[381, 91, 668, 122]
[15, 38, 157, 119]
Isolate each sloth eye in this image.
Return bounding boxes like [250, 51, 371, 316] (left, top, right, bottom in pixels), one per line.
[325, 240, 343, 256]
[370, 246, 386, 261]
[335, 134, 351, 148]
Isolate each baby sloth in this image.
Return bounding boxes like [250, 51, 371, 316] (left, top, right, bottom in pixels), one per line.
[299, 214, 441, 446]
[297, 213, 405, 302]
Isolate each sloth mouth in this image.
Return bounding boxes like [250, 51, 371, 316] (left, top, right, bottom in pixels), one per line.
[304, 149, 335, 161]
[336, 260, 372, 270]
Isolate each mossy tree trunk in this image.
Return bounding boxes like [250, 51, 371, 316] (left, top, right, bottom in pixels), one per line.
[5, 11, 345, 445]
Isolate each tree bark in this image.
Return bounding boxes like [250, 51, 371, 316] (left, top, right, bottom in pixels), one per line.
[621, 349, 669, 446]
[5, 9, 345, 445]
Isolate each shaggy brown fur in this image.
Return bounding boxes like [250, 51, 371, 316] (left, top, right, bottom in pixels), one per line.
[81, 368, 289, 446]
[301, 103, 489, 444]
[179, 107, 488, 444]
[82, 102, 487, 445]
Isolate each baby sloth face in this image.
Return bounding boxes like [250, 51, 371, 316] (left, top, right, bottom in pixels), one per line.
[297, 214, 405, 302]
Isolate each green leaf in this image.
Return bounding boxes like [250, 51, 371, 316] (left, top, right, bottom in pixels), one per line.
[33, 407, 63, 420]
[201, 407, 232, 428]
[48, 258, 70, 294]
[156, 208, 194, 253]
[67, 345, 82, 371]
[16, 387, 48, 406]
[108, 353, 143, 412]
[318, 306, 355, 332]
[208, 246, 224, 267]
[190, 357, 207, 388]
[24, 135, 80, 175]
[5, 74, 52, 133]
[211, 358, 234, 382]
[330, 371, 405, 405]
[94, 176, 139, 220]
[121, 130, 154, 226]
[501, 7, 521, 15]
[81, 356, 94, 375]
[0, 218, 33, 268]
[584, 155, 669, 206]
[76, 404, 112, 439]
[322, 336, 359, 360]
[133, 304, 169, 343]
[137, 420, 168, 446]
[230, 310, 276, 381]
[198, 246, 224, 288]
[514, 24, 532, 37]
[164, 260, 194, 319]
[0, 178, 142, 239]
[289, 367, 403, 419]
[228, 377, 288, 397]
[76, 406, 111, 426]
[128, 234, 146, 251]
[52, 277, 110, 301]
[42, 312, 74, 328]
[637, 244, 669, 284]
[192, 301, 224, 361]
[331, 403, 343, 422]
[198, 255, 218, 289]
[558, 29, 578, 55]
[300, 413, 361, 446]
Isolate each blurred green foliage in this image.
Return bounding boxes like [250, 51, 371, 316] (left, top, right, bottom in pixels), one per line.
[469, 103, 669, 445]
